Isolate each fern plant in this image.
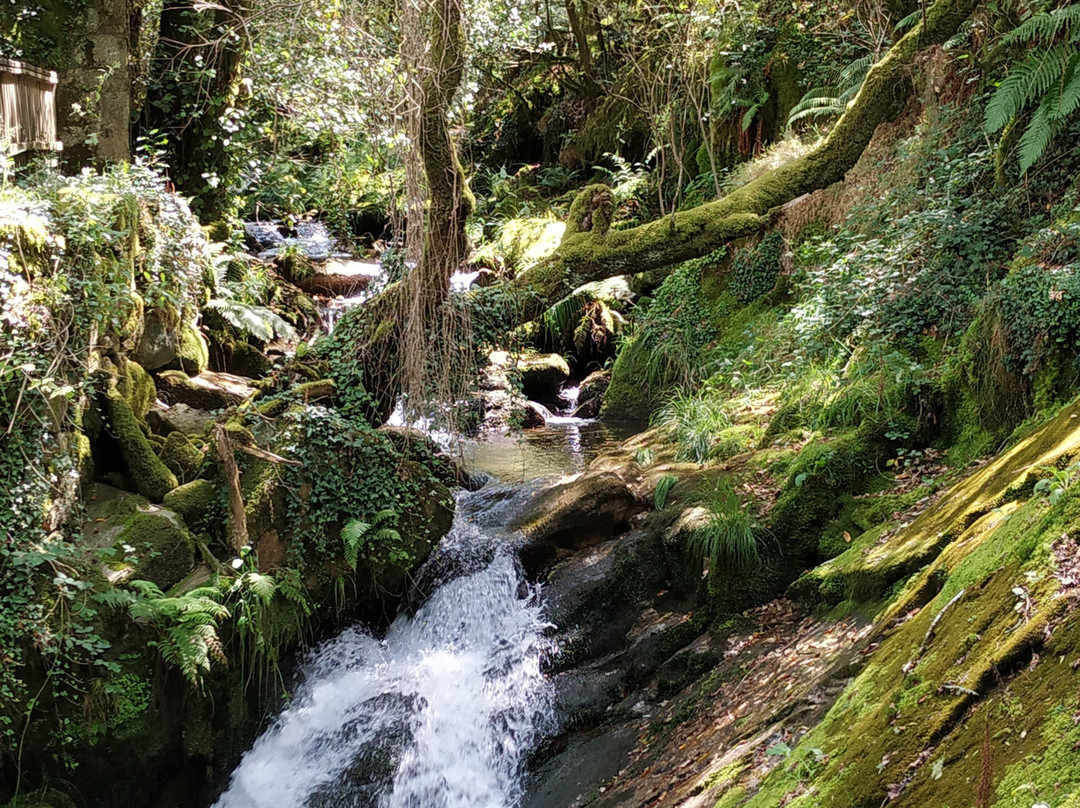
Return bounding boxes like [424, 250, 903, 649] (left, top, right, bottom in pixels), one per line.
[787, 56, 873, 128]
[985, 3, 1080, 173]
[341, 509, 402, 569]
[101, 581, 230, 687]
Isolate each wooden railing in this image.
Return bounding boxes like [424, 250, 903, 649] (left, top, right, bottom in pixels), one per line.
[1, 57, 61, 157]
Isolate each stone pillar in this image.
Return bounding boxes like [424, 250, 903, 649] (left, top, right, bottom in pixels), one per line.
[55, 0, 131, 166]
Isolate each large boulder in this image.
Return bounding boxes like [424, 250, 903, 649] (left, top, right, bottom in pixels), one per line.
[156, 370, 254, 410]
[162, 479, 218, 527]
[164, 323, 210, 375]
[146, 402, 216, 437]
[133, 311, 177, 371]
[83, 484, 196, 590]
[518, 353, 570, 402]
[510, 471, 642, 575]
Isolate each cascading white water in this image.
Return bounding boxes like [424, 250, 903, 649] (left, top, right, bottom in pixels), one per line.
[214, 493, 554, 808]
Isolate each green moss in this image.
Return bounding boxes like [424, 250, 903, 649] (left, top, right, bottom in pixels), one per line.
[162, 479, 218, 526]
[601, 335, 661, 419]
[115, 360, 146, 418]
[157, 432, 205, 483]
[476, 216, 566, 271]
[174, 323, 210, 375]
[113, 510, 197, 590]
[101, 384, 178, 502]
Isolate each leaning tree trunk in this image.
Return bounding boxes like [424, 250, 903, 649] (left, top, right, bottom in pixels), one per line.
[397, 0, 476, 405]
[503, 0, 981, 322]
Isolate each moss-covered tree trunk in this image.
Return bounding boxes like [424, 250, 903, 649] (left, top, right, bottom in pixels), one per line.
[505, 0, 981, 322]
[140, 0, 250, 222]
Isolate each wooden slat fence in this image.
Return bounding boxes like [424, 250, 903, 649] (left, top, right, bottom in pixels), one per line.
[1, 57, 61, 157]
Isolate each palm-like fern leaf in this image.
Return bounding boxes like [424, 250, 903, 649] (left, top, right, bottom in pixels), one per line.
[1002, 4, 1080, 47]
[985, 43, 1070, 132]
[205, 298, 297, 342]
[987, 6, 1080, 172]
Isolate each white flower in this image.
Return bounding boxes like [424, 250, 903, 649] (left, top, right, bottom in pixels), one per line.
[231, 558, 244, 570]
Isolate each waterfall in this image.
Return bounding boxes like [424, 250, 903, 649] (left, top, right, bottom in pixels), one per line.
[213, 491, 554, 808]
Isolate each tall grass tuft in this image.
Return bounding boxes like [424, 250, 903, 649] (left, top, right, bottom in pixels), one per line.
[688, 480, 762, 570]
[653, 391, 731, 464]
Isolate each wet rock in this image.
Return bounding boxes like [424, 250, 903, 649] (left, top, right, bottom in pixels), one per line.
[305, 693, 419, 808]
[521, 400, 549, 429]
[156, 370, 255, 410]
[521, 724, 639, 808]
[510, 472, 642, 575]
[543, 528, 669, 670]
[571, 370, 610, 419]
[518, 353, 570, 402]
[244, 220, 286, 252]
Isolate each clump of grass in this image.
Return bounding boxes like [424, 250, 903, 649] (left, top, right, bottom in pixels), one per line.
[654, 391, 731, 463]
[654, 473, 679, 509]
[688, 480, 762, 570]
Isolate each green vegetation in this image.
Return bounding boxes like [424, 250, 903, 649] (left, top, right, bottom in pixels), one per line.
[687, 481, 762, 571]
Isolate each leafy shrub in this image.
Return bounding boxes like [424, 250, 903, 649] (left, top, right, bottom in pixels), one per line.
[730, 232, 784, 304]
[989, 214, 1080, 374]
[625, 250, 726, 391]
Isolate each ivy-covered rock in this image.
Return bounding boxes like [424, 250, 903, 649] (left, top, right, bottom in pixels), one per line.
[729, 232, 784, 304]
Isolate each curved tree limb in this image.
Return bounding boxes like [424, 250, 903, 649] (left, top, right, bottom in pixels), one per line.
[507, 0, 980, 320]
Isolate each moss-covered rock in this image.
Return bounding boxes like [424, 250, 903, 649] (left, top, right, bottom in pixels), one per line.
[157, 432, 205, 483]
[173, 322, 210, 375]
[115, 358, 156, 420]
[517, 353, 571, 401]
[100, 383, 178, 502]
[162, 479, 218, 527]
[82, 484, 195, 590]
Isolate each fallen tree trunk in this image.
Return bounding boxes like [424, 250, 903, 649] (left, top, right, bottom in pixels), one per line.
[505, 0, 980, 320]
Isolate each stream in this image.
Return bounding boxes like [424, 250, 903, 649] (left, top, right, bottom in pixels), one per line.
[212, 426, 628, 808]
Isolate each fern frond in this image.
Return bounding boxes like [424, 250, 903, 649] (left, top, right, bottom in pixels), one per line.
[375, 528, 402, 543]
[242, 572, 277, 604]
[1048, 59, 1080, 121]
[373, 509, 398, 525]
[895, 9, 921, 30]
[205, 299, 298, 342]
[1002, 4, 1080, 47]
[1018, 102, 1059, 173]
[985, 43, 1069, 132]
[342, 519, 371, 569]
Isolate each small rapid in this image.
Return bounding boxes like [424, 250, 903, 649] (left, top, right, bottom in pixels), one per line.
[213, 489, 555, 808]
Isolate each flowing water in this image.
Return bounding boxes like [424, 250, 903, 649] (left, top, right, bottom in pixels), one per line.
[213, 489, 555, 808]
